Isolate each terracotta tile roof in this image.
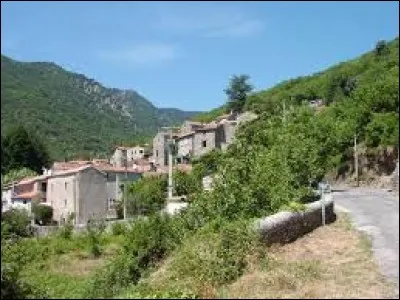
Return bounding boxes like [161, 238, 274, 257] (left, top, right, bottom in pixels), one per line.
[12, 191, 40, 199]
[18, 175, 49, 185]
[49, 165, 106, 177]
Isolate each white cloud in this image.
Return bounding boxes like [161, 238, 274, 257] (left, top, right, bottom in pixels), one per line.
[99, 43, 178, 66]
[155, 4, 265, 38]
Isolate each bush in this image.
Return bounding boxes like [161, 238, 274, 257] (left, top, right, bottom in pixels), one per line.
[1, 209, 31, 238]
[111, 222, 127, 236]
[86, 218, 105, 258]
[32, 204, 53, 225]
[169, 219, 259, 286]
[57, 213, 75, 240]
[173, 169, 199, 196]
[1, 236, 49, 298]
[84, 214, 177, 298]
[126, 176, 167, 216]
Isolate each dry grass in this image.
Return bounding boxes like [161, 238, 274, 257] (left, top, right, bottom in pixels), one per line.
[48, 252, 107, 277]
[222, 213, 396, 299]
[47, 242, 121, 277]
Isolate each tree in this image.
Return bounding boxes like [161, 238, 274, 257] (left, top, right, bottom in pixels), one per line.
[2, 168, 38, 186]
[126, 176, 167, 216]
[224, 75, 253, 114]
[375, 40, 388, 57]
[2, 125, 52, 174]
[32, 203, 53, 225]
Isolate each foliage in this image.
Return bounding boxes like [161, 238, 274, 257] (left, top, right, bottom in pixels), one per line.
[375, 40, 389, 57]
[84, 214, 176, 298]
[2, 168, 38, 185]
[224, 74, 253, 113]
[2, 209, 32, 238]
[2, 125, 52, 174]
[111, 222, 127, 236]
[86, 218, 105, 258]
[1, 55, 199, 160]
[189, 106, 227, 123]
[365, 112, 399, 147]
[1, 237, 48, 299]
[125, 176, 167, 216]
[173, 169, 200, 196]
[57, 213, 75, 240]
[170, 219, 258, 286]
[32, 203, 53, 225]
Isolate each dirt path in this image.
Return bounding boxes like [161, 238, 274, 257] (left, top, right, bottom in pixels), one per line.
[332, 186, 399, 297]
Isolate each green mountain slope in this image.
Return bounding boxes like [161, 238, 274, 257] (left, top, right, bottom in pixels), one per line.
[1, 55, 199, 160]
[193, 38, 399, 123]
[245, 38, 399, 113]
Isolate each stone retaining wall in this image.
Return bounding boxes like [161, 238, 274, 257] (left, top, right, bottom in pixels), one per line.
[255, 197, 336, 246]
[31, 218, 139, 237]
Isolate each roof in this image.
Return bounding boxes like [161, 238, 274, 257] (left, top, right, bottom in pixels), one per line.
[96, 165, 143, 174]
[176, 131, 195, 140]
[12, 191, 40, 199]
[195, 124, 219, 131]
[49, 165, 107, 178]
[18, 174, 49, 185]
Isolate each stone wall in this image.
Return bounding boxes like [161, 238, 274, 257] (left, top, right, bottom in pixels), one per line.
[193, 130, 216, 157]
[254, 198, 336, 246]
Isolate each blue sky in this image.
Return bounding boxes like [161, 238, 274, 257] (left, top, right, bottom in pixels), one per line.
[1, 1, 399, 111]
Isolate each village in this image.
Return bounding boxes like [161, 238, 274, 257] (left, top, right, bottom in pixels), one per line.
[1, 111, 257, 225]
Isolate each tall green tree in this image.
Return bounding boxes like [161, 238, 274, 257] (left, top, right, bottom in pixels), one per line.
[2, 125, 52, 174]
[224, 75, 253, 114]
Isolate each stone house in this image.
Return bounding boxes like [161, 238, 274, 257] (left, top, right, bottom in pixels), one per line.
[2, 175, 49, 213]
[110, 145, 150, 168]
[46, 165, 108, 225]
[154, 112, 258, 166]
[193, 124, 219, 157]
[96, 165, 142, 218]
[152, 129, 179, 167]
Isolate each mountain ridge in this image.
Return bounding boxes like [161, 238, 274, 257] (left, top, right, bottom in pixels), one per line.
[1, 54, 200, 160]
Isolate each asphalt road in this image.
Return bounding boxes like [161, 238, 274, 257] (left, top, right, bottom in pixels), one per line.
[332, 187, 399, 296]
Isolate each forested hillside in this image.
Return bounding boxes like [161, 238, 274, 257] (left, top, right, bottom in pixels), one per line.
[1, 55, 199, 160]
[194, 38, 399, 134]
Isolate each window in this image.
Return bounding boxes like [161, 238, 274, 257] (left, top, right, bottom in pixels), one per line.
[64, 199, 67, 207]
[23, 200, 27, 205]
[41, 182, 47, 193]
[108, 198, 116, 210]
[202, 141, 207, 148]
[156, 150, 159, 157]
[65, 182, 68, 190]
[139, 150, 143, 154]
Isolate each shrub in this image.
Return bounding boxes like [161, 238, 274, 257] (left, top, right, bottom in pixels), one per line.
[32, 203, 53, 225]
[1, 209, 31, 238]
[111, 222, 127, 236]
[86, 218, 105, 258]
[84, 214, 177, 298]
[169, 219, 259, 286]
[57, 213, 75, 240]
[126, 176, 167, 216]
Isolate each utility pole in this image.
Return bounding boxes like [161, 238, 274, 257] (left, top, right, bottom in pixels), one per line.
[161, 126, 176, 200]
[354, 134, 359, 187]
[123, 154, 127, 220]
[167, 129, 173, 200]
